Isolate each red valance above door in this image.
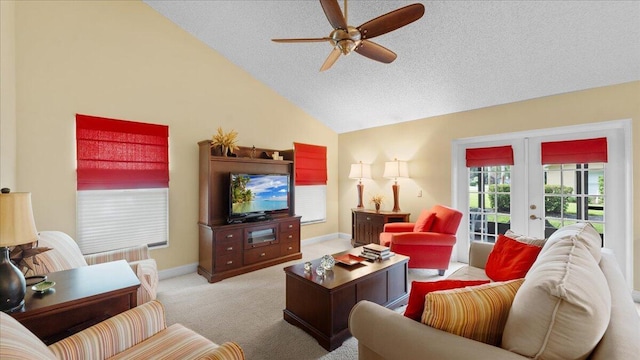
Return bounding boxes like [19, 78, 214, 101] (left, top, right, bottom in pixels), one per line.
[541, 137, 607, 164]
[466, 145, 514, 167]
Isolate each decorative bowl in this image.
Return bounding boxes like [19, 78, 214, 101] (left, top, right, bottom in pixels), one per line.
[32, 281, 55, 293]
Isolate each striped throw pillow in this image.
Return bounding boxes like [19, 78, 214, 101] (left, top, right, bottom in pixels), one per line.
[421, 278, 524, 346]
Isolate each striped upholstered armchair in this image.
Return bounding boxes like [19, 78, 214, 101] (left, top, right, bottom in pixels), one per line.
[1, 300, 245, 359]
[25, 231, 158, 305]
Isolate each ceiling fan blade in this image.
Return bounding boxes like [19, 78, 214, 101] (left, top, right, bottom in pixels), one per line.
[320, 47, 342, 72]
[357, 3, 425, 40]
[320, 0, 347, 29]
[354, 40, 397, 64]
[272, 37, 332, 43]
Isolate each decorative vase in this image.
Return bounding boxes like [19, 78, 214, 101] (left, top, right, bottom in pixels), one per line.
[221, 145, 228, 157]
[375, 203, 381, 212]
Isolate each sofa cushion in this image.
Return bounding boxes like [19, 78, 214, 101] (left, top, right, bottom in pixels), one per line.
[485, 234, 542, 281]
[109, 324, 224, 359]
[501, 224, 611, 360]
[413, 210, 436, 232]
[404, 279, 490, 321]
[504, 229, 546, 247]
[540, 222, 601, 262]
[0, 312, 56, 360]
[421, 278, 524, 346]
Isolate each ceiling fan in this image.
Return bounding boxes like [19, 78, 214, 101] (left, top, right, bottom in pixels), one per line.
[272, 0, 425, 71]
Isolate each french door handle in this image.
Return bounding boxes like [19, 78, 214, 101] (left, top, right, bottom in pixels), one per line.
[530, 215, 542, 220]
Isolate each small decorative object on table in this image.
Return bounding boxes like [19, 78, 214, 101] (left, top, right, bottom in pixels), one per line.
[303, 261, 312, 273]
[320, 255, 335, 271]
[315, 265, 326, 277]
[211, 127, 239, 157]
[370, 194, 384, 212]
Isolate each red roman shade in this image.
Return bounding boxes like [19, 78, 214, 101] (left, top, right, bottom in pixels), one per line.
[76, 114, 169, 190]
[541, 137, 607, 164]
[294, 142, 327, 185]
[466, 145, 514, 167]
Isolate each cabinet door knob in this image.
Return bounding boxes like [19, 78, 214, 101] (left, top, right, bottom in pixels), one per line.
[226, 234, 234, 238]
[226, 260, 233, 265]
[260, 253, 266, 257]
[288, 224, 293, 229]
[226, 246, 233, 251]
[366, 217, 371, 221]
[288, 235, 293, 239]
[287, 246, 293, 250]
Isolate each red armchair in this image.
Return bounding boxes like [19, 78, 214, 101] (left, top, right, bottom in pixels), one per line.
[379, 205, 463, 275]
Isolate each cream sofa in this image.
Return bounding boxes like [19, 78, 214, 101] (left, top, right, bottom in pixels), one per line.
[26, 231, 158, 305]
[349, 224, 640, 359]
[1, 300, 244, 359]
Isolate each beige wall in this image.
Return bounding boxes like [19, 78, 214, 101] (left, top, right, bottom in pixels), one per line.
[1, 0, 17, 189]
[338, 81, 640, 290]
[8, 1, 338, 270]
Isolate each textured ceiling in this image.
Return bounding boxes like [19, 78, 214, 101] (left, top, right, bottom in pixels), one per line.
[144, 1, 640, 134]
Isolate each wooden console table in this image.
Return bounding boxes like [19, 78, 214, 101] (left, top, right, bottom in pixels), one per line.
[283, 248, 409, 351]
[351, 209, 410, 247]
[10, 260, 140, 344]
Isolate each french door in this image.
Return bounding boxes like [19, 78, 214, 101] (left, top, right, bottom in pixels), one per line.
[453, 120, 632, 286]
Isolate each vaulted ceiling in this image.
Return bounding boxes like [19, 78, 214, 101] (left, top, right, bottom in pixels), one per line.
[144, 1, 640, 134]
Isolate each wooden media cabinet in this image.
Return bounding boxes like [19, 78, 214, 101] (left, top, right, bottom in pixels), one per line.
[197, 141, 302, 283]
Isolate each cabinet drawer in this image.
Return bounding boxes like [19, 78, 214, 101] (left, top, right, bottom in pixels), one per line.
[280, 229, 299, 244]
[215, 228, 243, 245]
[244, 245, 280, 265]
[356, 212, 383, 224]
[215, 252, 242, 271]
[279, 219, 300, 233]
[280, 241, 300, 255]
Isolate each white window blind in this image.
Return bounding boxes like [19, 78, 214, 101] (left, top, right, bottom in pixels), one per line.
[295, 185, 326, 224]
[77, 188, 168, 254]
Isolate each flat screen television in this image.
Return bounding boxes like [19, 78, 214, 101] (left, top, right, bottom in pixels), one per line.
[229, 173, 290, 222]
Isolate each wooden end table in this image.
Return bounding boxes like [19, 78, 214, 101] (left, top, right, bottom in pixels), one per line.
[283, 247, 409, 351]
[10, 260, 140, 344]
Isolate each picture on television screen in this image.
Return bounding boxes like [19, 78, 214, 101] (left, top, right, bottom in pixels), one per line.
[230, 173, 289, 216]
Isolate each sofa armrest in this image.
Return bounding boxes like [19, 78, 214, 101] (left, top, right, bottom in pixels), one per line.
[388, 232, 456, 246]
[84, 244, 151, 265]
[382, 222, 415, 232]
[48, 300, 167, 359]
[469, 241, 494, 269]
[349, 301, 525, 360]
[129, 259, 159, 304]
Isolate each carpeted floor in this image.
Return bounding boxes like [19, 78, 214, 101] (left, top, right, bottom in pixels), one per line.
[157, 238, 464, 359]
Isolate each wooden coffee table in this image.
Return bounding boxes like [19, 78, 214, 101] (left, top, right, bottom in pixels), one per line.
[10, 260, 140, 344]
[283, 247, 409, 351]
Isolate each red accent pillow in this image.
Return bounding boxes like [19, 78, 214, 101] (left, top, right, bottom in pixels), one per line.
[413, 210, 436, 232]
[485, 234, 543, 281]
[404, 280, 490, 321]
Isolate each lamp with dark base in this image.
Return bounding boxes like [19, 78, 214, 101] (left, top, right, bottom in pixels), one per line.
[0, 189, 39, 313]
[349, 162, 372, 209]
[0, 246, 26, 312]
[383, 159, 409, 212]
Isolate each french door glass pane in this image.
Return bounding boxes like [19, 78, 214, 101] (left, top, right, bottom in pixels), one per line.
[468, 166, 511, 243]
[543, 163, 605, 242]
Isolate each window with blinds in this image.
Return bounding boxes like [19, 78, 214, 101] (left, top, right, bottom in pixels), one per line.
[293, 142, 327, 224]
[76, 114, 169, 254]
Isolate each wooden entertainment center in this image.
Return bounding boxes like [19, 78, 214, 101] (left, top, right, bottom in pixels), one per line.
[198, 140, 302, 283]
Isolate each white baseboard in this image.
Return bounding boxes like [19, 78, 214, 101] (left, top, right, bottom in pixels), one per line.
[158, 262, 198, 280]
[633, 290, 640, 303]
[300, 232, 346, 245]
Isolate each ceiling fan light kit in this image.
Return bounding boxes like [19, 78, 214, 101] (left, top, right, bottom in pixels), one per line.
[272, 0, 425, 71]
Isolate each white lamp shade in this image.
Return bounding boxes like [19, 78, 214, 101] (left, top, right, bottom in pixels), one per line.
[349, 163, 372, 180]
[0, 192, 38, 247]
[383, 160, 409, 179]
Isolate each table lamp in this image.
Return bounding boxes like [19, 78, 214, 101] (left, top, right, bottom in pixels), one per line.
[383, 159, 409, 212]
[0, 189, 38, 312]
[348, 161, 372, 208]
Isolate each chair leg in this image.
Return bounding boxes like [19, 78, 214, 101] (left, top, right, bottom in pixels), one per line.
[438, 269, 445, 276]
